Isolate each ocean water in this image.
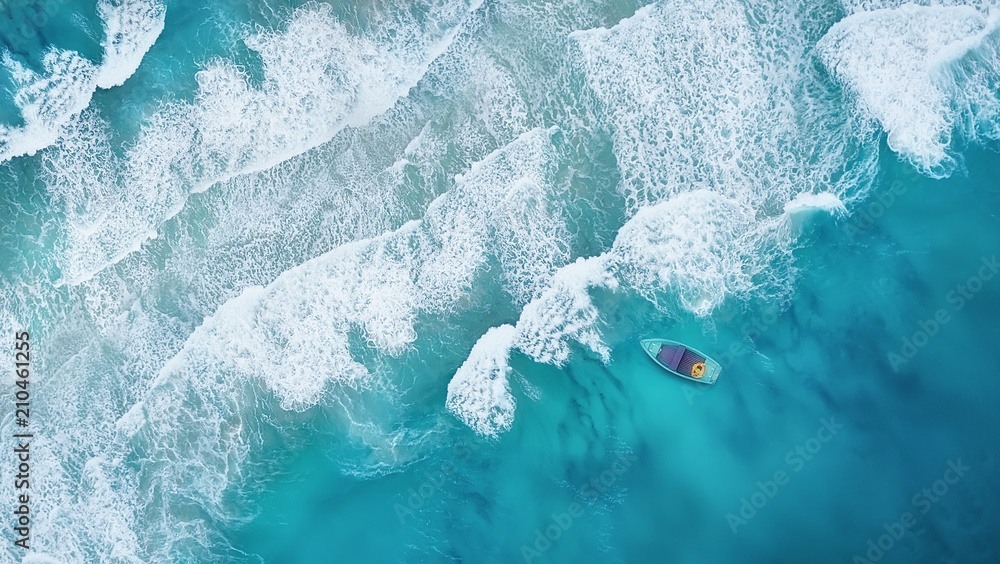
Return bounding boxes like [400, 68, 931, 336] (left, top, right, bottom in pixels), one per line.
[1, 0, 999, 562]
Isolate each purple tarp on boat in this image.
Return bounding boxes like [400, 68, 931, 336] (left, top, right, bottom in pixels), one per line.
[656, 345, 684, 371]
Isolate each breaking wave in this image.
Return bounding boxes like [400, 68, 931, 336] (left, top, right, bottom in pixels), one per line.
[0, 0, 165, 161]
[818, 3, 999, 176]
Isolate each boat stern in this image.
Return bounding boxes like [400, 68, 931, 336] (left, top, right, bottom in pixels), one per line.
[700, 359, 722, 385]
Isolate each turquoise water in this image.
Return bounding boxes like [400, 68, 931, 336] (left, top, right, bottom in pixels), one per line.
[1, 0, 999, 562]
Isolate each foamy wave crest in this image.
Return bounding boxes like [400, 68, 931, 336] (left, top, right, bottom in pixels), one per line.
[43, 1, 479, 286]
[113, 287, 292, 558]
[0, 50, 98, 161]
[31, 454, 144, 563]
[4, 53, 544, 556]
[206, 127, 562, 408]
[0, 315, 148, 562]
[104, 124, 562, 441]
[0, 0, 165, 161]
[817, 4, 995, 176]
[513, 256, 617, 366]
[96, 0, 167, 88]
[783, 191, 847, 216]
[611, 190, 765, 316]
[841, 0, 999, 15]
[445, 325, 518, 437]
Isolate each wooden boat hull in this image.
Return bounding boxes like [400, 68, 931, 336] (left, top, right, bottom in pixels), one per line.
[640, 338, 721, 385]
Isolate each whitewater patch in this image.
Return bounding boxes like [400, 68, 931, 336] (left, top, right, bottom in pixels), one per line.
[41, 0, 480, 286]
[512, 256, 618, 368]
[571, 0, 854, 213]
[0, 0, 165, 162]
[817, 4, 997, 176]
[840, 0, 1000, 15]
[445, 187, 864, 440]
[95, 0, 166, 88]
[447, 191, 856, 439]
[783, 191, 847, 216]
[0, 26, 572, 558]
[445, 325, 518, 438]
[0, 50, 98, 163]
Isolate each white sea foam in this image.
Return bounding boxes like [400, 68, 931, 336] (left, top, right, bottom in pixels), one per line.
[610, 190, 765, 316]
[22, 555, 64, 564]
[513, 256, 617, 367]
[0, 322, 147, 563]
[10, 30, 568, 554]
[5, 0, 917, 552]
[91, 0, 605, 397]
[65, 456, 143, 563]
[817, 4, 995, 175]
[43, 1, 479, 286]
[518, 190, 768, 358]
[571, 0, 838, 212]
[445, 325, 518, 437]
[426, 39, 533, 156]
[0, 50, 98, 161]
[0, 0, 165, 161]
[95, 0, 167, 88]
[951, 25, 1000, 145]
[783, 191, 847, 216]
[841, 0, 1000, 15]
[112, 288, 272, 558]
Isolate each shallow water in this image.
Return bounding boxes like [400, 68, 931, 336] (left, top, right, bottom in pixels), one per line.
[1, 0, 999, 562]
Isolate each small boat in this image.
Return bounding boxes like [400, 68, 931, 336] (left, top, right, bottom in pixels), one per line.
[640, 339, 721, 385]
